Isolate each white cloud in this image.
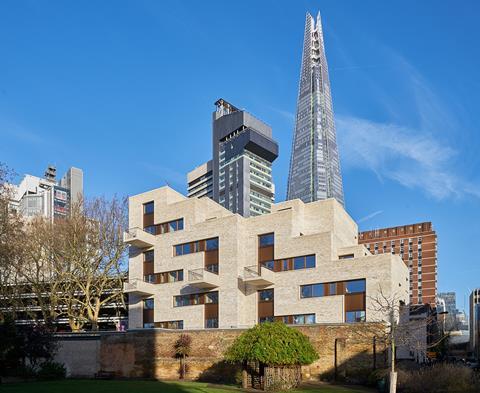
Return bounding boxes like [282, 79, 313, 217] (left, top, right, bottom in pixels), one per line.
[357, 210, 383, 224]
[337, 115, 479, 200]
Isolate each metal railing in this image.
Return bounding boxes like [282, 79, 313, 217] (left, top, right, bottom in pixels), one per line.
[244, 265, 261, 279]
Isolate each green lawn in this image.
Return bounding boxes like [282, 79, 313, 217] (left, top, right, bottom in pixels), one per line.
[0, 380, 372, 393]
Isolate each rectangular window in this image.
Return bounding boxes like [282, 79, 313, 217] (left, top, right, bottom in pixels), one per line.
[143, 201, 154, 215]
[259, 316, 274, 323]
[144, 250, 154, 262]
[206, 238, 219, 251]
[205, 318, 219, 329]
[294, 256, 305, 270]
[259, 289, 274, 302]
[156, 320, 184, 329]
[174, 237, 219, 256]
[300, 283, 324, 298]
[339, 254, 354, 259]
[293, 314, 305, 324]
[261, 261, 275, 271]
[329, 283, 337, 295]
[173, 291, 218, 307]
[346, 311, 366, 323]
[144, 225, 156, 234]
[345, 279, 366, 294]
[259, 233, 274, 247]
[144, 298, 154, 310]
[305, 255, 315, 268]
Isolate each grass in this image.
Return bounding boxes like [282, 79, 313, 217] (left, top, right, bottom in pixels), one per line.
[0, 380, 372, 393]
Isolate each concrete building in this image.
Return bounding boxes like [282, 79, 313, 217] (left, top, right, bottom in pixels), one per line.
[470, 288, 480, 359]
[287, 12, 344, 206]
[187, 99, 279, 217]
[9, 165, 83, 221]
[359, 222, 437, 306]
[124, 186, 409, 330]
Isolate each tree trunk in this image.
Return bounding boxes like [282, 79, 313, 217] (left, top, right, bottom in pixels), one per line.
[389, 371, 397, 393]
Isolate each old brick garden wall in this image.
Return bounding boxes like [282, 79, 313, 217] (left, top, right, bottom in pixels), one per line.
[55, 323, 387, 381]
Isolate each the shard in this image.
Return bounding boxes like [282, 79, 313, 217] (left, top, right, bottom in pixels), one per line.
[287, 12, 344, 206]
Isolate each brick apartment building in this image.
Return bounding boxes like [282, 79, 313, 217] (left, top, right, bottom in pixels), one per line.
[124, 186, 408, 330]
[359, 222, 437, 306]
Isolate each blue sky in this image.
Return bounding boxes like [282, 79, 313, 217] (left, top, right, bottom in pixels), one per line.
[1, 1, 479, 312]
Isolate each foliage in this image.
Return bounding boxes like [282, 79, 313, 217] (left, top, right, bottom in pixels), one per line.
[225, 322, 318, 366]
[17, 323, 58, 368]
[0, 319, 58, 375]
[36, 361, 67, 380]
[174, 334, 192, 379]
[174, 334, 192, 357]
[397, 363, 479, 393]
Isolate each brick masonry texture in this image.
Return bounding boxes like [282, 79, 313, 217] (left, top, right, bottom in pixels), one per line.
[55, 324, 387, 380]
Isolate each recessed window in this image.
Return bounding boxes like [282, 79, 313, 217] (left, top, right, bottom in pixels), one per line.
[261, 261, 275, 270]
[259, 289, 274, 302]
[259, 233, 274, 247]
[206, 238, 219, 251]
[346, 311, 365, 323]
[143, 201, 154, 215]
[345, 279, 366, 294]
[339, 254, 354, 260]
[144, 298, 154, 310]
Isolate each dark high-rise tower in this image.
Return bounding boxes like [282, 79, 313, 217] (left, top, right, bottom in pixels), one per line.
[287, 12, 344, 206]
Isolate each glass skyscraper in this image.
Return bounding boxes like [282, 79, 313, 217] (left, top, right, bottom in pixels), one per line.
[287, 12, 344, 206]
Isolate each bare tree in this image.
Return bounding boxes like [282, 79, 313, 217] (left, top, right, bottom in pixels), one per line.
[0, 164, 26, 322]
[51, 196, 128, 331]
[363, 287, 447, 393]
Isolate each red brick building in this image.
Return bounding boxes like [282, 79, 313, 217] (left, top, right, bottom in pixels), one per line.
[358, 222, 437, 306]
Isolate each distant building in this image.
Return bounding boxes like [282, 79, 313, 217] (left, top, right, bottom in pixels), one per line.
[287, 12, 344, 206]
[438, 292, 460, 331]
[124, 186, 408, 330]
[359, 222, 437, 306]
[187, 160, 213, 199]
[9, 165, 83, 221]
[470, 288, 480, 359]
[187, 99, 279, 217]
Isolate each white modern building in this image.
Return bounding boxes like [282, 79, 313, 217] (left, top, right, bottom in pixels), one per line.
[9, 165, 83, 221]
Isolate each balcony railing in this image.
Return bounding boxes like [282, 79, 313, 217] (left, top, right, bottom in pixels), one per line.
[123, 278, 155, 296]
[123, 227, 156, 248]
[243, 265, 275, 286]
[188, 267, 219, 289]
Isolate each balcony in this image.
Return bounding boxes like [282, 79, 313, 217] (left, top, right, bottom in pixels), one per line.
[243, 265, 275, 286]
[188, 268, 219, 289]
[123, 227, 156, 248]
[123, 278, 155, 296]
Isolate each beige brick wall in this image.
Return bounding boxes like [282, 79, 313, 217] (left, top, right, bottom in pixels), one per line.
[126, 186, 409, 330]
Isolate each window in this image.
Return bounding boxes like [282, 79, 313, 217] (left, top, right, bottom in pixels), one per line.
[144, 250, 154, 262]
[294, 256, 305, 270]
[206, 238, 219, 251]
[301, 283, 324, 298]
[293, 315, 305, 324]
[205, 318, 219, 328]
[259, 289, 274, 302]
[259, 233, 274, 247]
[156, 320, 183, 329]
[305, 255, 315, 268]
[345, 279, 366, 294]
[346, 311, 366, 323]
[205, 292, 218, 304]
[169, 220, 178, 232]
[259, 316, 274, 323]
[262, 261, 275, 270]
[339, 254, 354, 259]
[174, 291, 218, 307]
[329, 283, 337, 295]
[143, 323, 154, 329]
[144, 201, 154, 214]
[144, 298, 154, 310]
[144, 225, 156, 234]
[174, 237, 219, 256]
[144, 274, 155, 283]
